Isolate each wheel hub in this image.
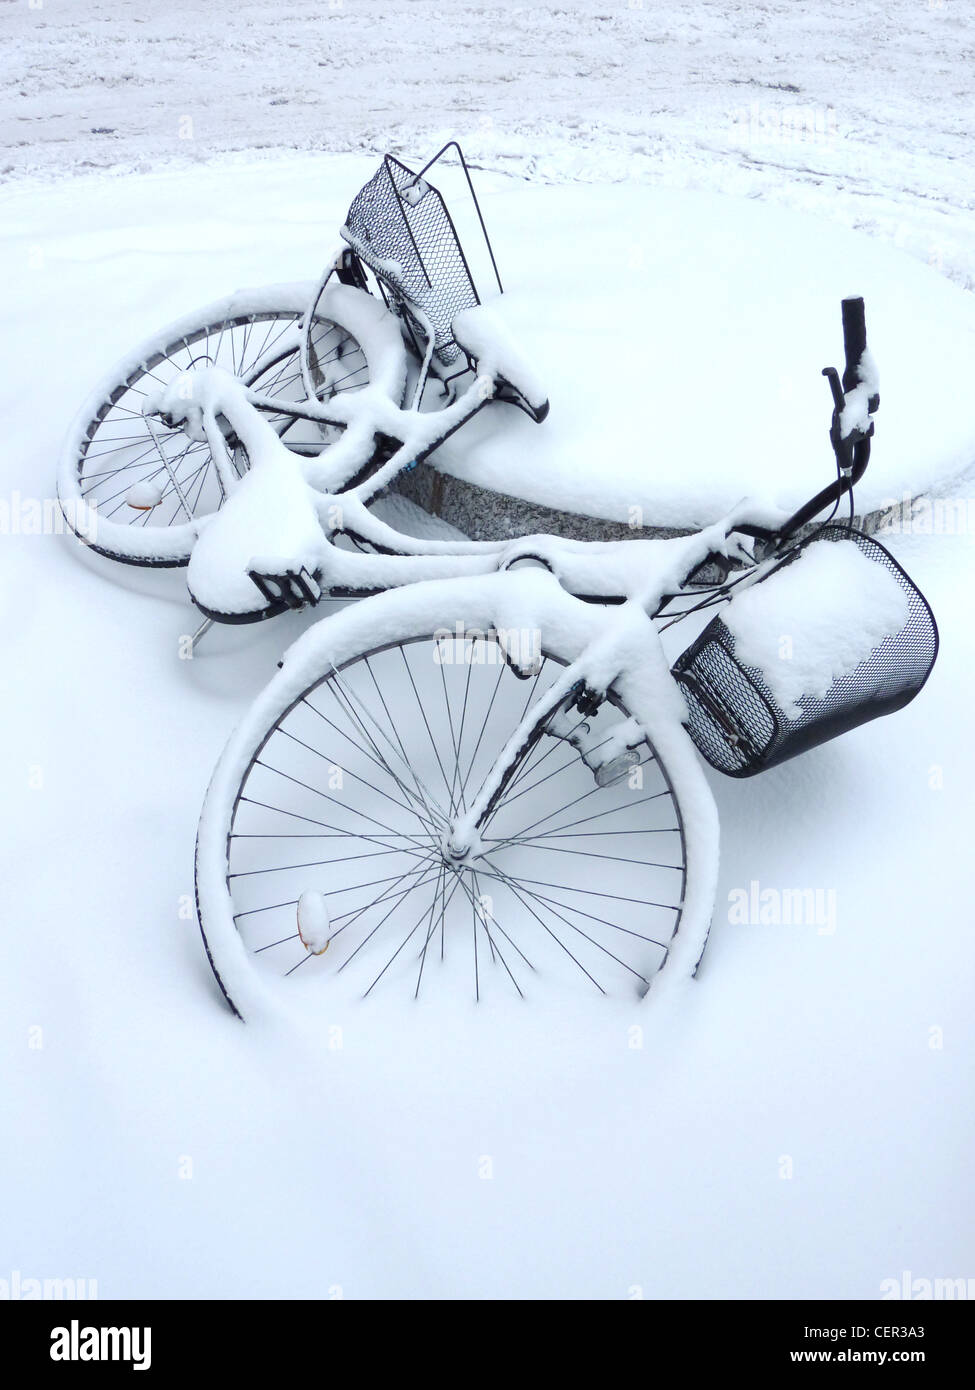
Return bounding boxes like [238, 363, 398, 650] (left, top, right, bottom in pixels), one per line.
[441, 827, 484, 867]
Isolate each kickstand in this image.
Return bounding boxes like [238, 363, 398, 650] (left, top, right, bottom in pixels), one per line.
[190, 617, 214, 653]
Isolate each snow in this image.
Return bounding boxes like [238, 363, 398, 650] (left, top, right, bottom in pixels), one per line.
[296, 891, 331, 956]
[4, 2, 974, 302]
[3, 0, 975, 1301]
[123, 479, 164, 512]
[838, 348, 882, 442]
[302, 281, 408, 410]
[55, 282, 318, 564]
[722, 539, 911, 718]
[452, 303, 548, 412]
[433, 184, 975, 527]
[187, 410, 325, 617]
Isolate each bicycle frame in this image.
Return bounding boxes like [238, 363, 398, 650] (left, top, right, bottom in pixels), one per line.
[157, 282, 878, 628]
[153, 354, 769, 627]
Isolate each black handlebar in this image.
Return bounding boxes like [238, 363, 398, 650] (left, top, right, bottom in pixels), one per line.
[683, 297, 884, 583]
[760, 296, 878, 548]
[841, 296, 868, 393]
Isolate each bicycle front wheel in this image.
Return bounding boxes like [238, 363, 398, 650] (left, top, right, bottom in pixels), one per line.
[196, 575, 718, 1019]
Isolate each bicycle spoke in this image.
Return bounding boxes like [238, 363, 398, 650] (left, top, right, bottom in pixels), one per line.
[414, 859, 448, 999]
[327, 856, 442, 938]
[364, 655, 446, 829]
[274, 725, 441, 836]
[447, 659, 475, 815]
[469, 866, 524, 997]
[484, 861, 605, 994]
[457, 656, 506, 803]
[363, 868, 465, 998]
[486, 860, 652, 988]
[325, 662, 450, 830]
[237, 795, 436, 860]
[476, 859, 674, 944]
[437, 654, 464, 818]
[400, 645, 456, 809]
[253, 759, 433, 853]
[336, 862, 444, 977]
[502, 785, 671, 847]
[490, 839, 680, 871]
[301, 692, 441, 830]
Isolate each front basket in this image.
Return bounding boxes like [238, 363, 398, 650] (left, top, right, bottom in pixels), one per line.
[671, 526, 939, 777]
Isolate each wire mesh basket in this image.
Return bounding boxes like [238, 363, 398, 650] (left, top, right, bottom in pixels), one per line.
[342, 149, 492, 372]
[671, 526, 939, 777]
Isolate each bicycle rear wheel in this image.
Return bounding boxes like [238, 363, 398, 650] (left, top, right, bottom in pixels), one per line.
[196, 578, 718, 1019]
[57, 283, 403, 567]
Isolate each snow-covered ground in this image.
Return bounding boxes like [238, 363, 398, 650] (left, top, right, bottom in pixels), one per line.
[2, 1, 974, 1301]
[5, 0, 974, 292]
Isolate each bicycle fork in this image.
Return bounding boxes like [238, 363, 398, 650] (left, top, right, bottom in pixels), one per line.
[442, 671, 641, 865]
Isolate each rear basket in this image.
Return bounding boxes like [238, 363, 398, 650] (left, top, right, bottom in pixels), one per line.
[671, 526, 939, 777]
[342, 153, 482, 371]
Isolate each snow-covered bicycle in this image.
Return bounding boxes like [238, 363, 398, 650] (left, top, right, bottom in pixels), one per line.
[54, 152, 937, 1018]
[186, 297, 938, 1019]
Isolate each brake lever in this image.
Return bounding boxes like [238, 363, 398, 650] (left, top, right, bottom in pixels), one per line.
[823, 363, 874, 475]
[822, 365, 845, 411]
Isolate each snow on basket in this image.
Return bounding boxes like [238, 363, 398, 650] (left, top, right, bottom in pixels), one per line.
[671, 527, 939, 778]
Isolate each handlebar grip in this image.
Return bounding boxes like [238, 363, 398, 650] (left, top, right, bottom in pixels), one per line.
[841, 297, 867, 393]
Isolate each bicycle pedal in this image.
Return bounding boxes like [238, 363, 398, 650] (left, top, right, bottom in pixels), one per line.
[289, 569, 322, 605]
[248, 566, 324, 610]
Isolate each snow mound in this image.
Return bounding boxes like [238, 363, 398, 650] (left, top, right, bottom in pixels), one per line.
[433, 184, 975, 528]
[723, 539, 911, 718]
